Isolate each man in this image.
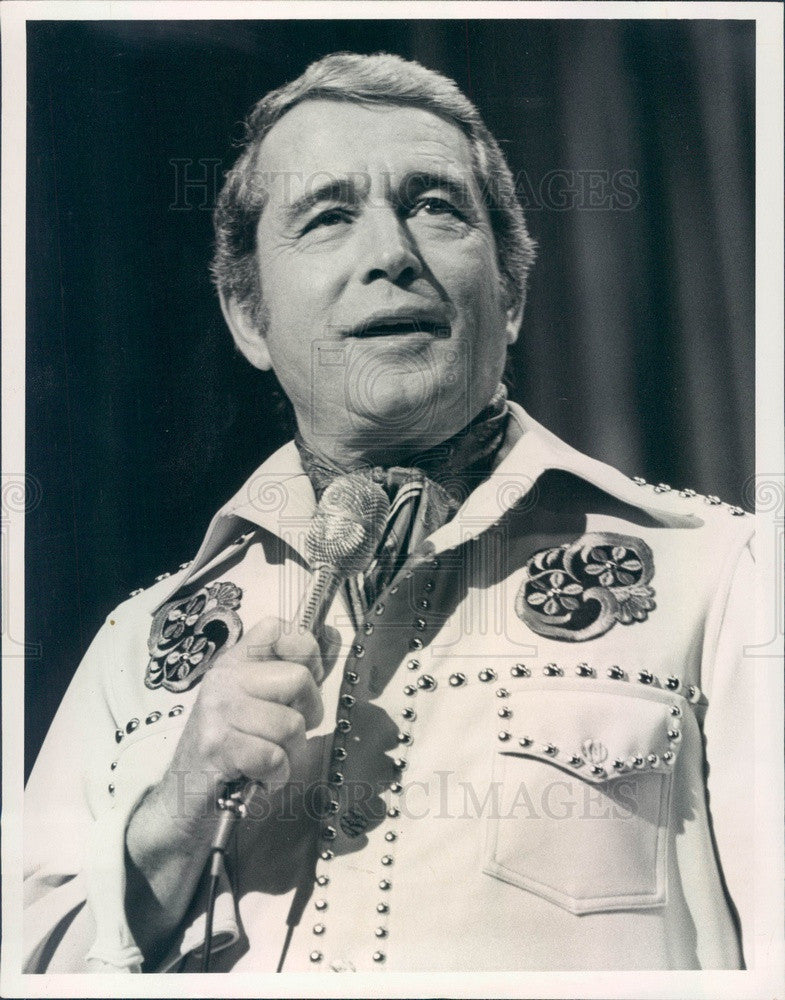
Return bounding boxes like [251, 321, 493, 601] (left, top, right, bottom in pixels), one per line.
[24, 52, 755, 973]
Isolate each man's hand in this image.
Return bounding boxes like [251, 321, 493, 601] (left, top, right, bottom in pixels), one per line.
[170, 616, 324, 789]
[124, 615, 324, 966]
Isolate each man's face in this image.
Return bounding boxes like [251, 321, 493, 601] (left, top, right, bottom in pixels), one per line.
[231, 99, 520, 462]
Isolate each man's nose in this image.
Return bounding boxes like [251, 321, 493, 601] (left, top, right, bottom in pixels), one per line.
[358, 205, 423, 285]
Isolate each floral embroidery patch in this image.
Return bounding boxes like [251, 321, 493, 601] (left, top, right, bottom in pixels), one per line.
[146, 581, 243, 692]
[515, 533, 655, 641]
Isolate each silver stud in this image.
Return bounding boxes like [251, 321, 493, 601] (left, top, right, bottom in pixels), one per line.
[423, 580, 435, 592]
[330, 772, 344, 786]
[613, 758, 626, 770]
[519, 737, 532, 748]
[340, 694, 356, 709]
[430, 558, 440, 569]
[666, 675, 680, 690]
[374, 604, 385, 615]
[145, 711, 162, 725]
[363, 622, 374, 635]
[313, 923, 325, 935]
[320, 850, 334, 861]
[387, 806, 400, 818]
[168, 705, 184, 717]
[654, 483, 671, 493]
[576, 663, 594, 677]
[449, 672, 466, 687]
[325, 800, 339, 814]
[379, 879, 391, 890]
[498, 707, 512, 718]
[155, 572, 171, 582]
[407, 658, 421, 671]
[568, 754, 583, 766]
[381, 855, 393, 866]
[670, 705, 681, 716]
[410, 637, 424, 651]
[179, 561, 192, 570]
[478, 668, 497, 682]
[352, 643, 365, 658]
[729, 506, 745, 516]
[688, 684, 701, 703]
[413, 617, 427, 631]
[397, 731, 413, 745]
[372, 951, 386, 962]
[375, 926, 387, 938]
[543, 663, 562, 677]
[393, 758, 407, 771]
[316, 875, 329, 886]
[389, 585, 398, 594]
[638, 669, 654, 684]
[332, 746, 347, 761]
[404, 569, 414, 579]
[385, 831, 397, 842]
[632, 476, 647, 485]
[706, 495, 721, 505]
[647, 753, 659, 766]
[663, 751, 674, 763]
[679, 488, 697, 498]
[377, 902, 389, 913]
[498, 731, 511, 742]
[344, 670, 359, 685]
[309, 950, 323, 962]
[110, 760, 117, 770]
[590, 765, 605, 776]
[129, 588, 144, 597]
[496, 688, 510, 698]
[336, 719, 352, 734]
[115, 730, 124, 743]
[126, 718, 140, 733]
[607, 666, 625, 680]
[389, 782, 403, 794]
[314, 899, 327, 911]
[417, 674, 436, 691]
[403, 685, 416, 696]
[511, 663, 530, 678]
[322, 826, 336, 841]
[542, 743, 558, 755]
[632, 755, 644, 768]
[419, 599, 430, 610]
[401, 707, 416, 721]
[667, 728, 681, 741]
[108, 783, 115, 794]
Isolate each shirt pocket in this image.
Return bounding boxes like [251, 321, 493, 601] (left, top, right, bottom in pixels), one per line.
[483, 680, 685, 915]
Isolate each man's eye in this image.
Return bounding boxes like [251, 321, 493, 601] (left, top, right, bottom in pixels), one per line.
[411, 197, 465, 219]
[302, 208, 352, 233]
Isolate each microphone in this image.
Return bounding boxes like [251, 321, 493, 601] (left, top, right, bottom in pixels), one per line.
[204, 473, 391, 969]
[296, 472, 391, 635]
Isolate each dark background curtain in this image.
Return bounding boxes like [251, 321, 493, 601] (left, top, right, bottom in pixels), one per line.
[25, 18, 755, 777]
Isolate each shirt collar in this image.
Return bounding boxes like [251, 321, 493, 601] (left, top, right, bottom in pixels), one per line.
[156, 402, 698, 610]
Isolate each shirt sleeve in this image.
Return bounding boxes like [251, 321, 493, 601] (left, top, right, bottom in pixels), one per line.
[700, 534, 758, 966]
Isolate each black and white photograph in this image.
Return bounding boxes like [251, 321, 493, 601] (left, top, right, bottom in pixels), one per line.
[2, 2, 783, 996]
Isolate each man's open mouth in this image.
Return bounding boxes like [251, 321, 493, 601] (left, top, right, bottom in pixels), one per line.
[348, 317, 451, 338]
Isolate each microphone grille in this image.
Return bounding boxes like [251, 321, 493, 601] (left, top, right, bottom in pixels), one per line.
[306, 473, 391, 576]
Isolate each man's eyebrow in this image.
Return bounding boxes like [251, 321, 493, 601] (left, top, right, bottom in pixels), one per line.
[280, 177, 360, 227]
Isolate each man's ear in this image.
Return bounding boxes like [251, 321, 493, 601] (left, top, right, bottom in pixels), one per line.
[503, 285, 526, 347]
[219, 291, 272, 371]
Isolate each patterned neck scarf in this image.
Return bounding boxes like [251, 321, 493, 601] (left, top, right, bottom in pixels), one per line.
[295, 384, 510, 616]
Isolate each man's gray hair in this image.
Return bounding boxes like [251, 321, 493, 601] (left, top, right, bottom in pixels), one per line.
[211, 51, 536, 328]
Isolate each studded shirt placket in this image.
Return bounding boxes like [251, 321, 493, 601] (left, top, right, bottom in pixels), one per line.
[306, 554, 441, 970]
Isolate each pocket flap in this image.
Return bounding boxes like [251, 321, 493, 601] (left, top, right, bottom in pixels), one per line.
[497, 682, 685, 783]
